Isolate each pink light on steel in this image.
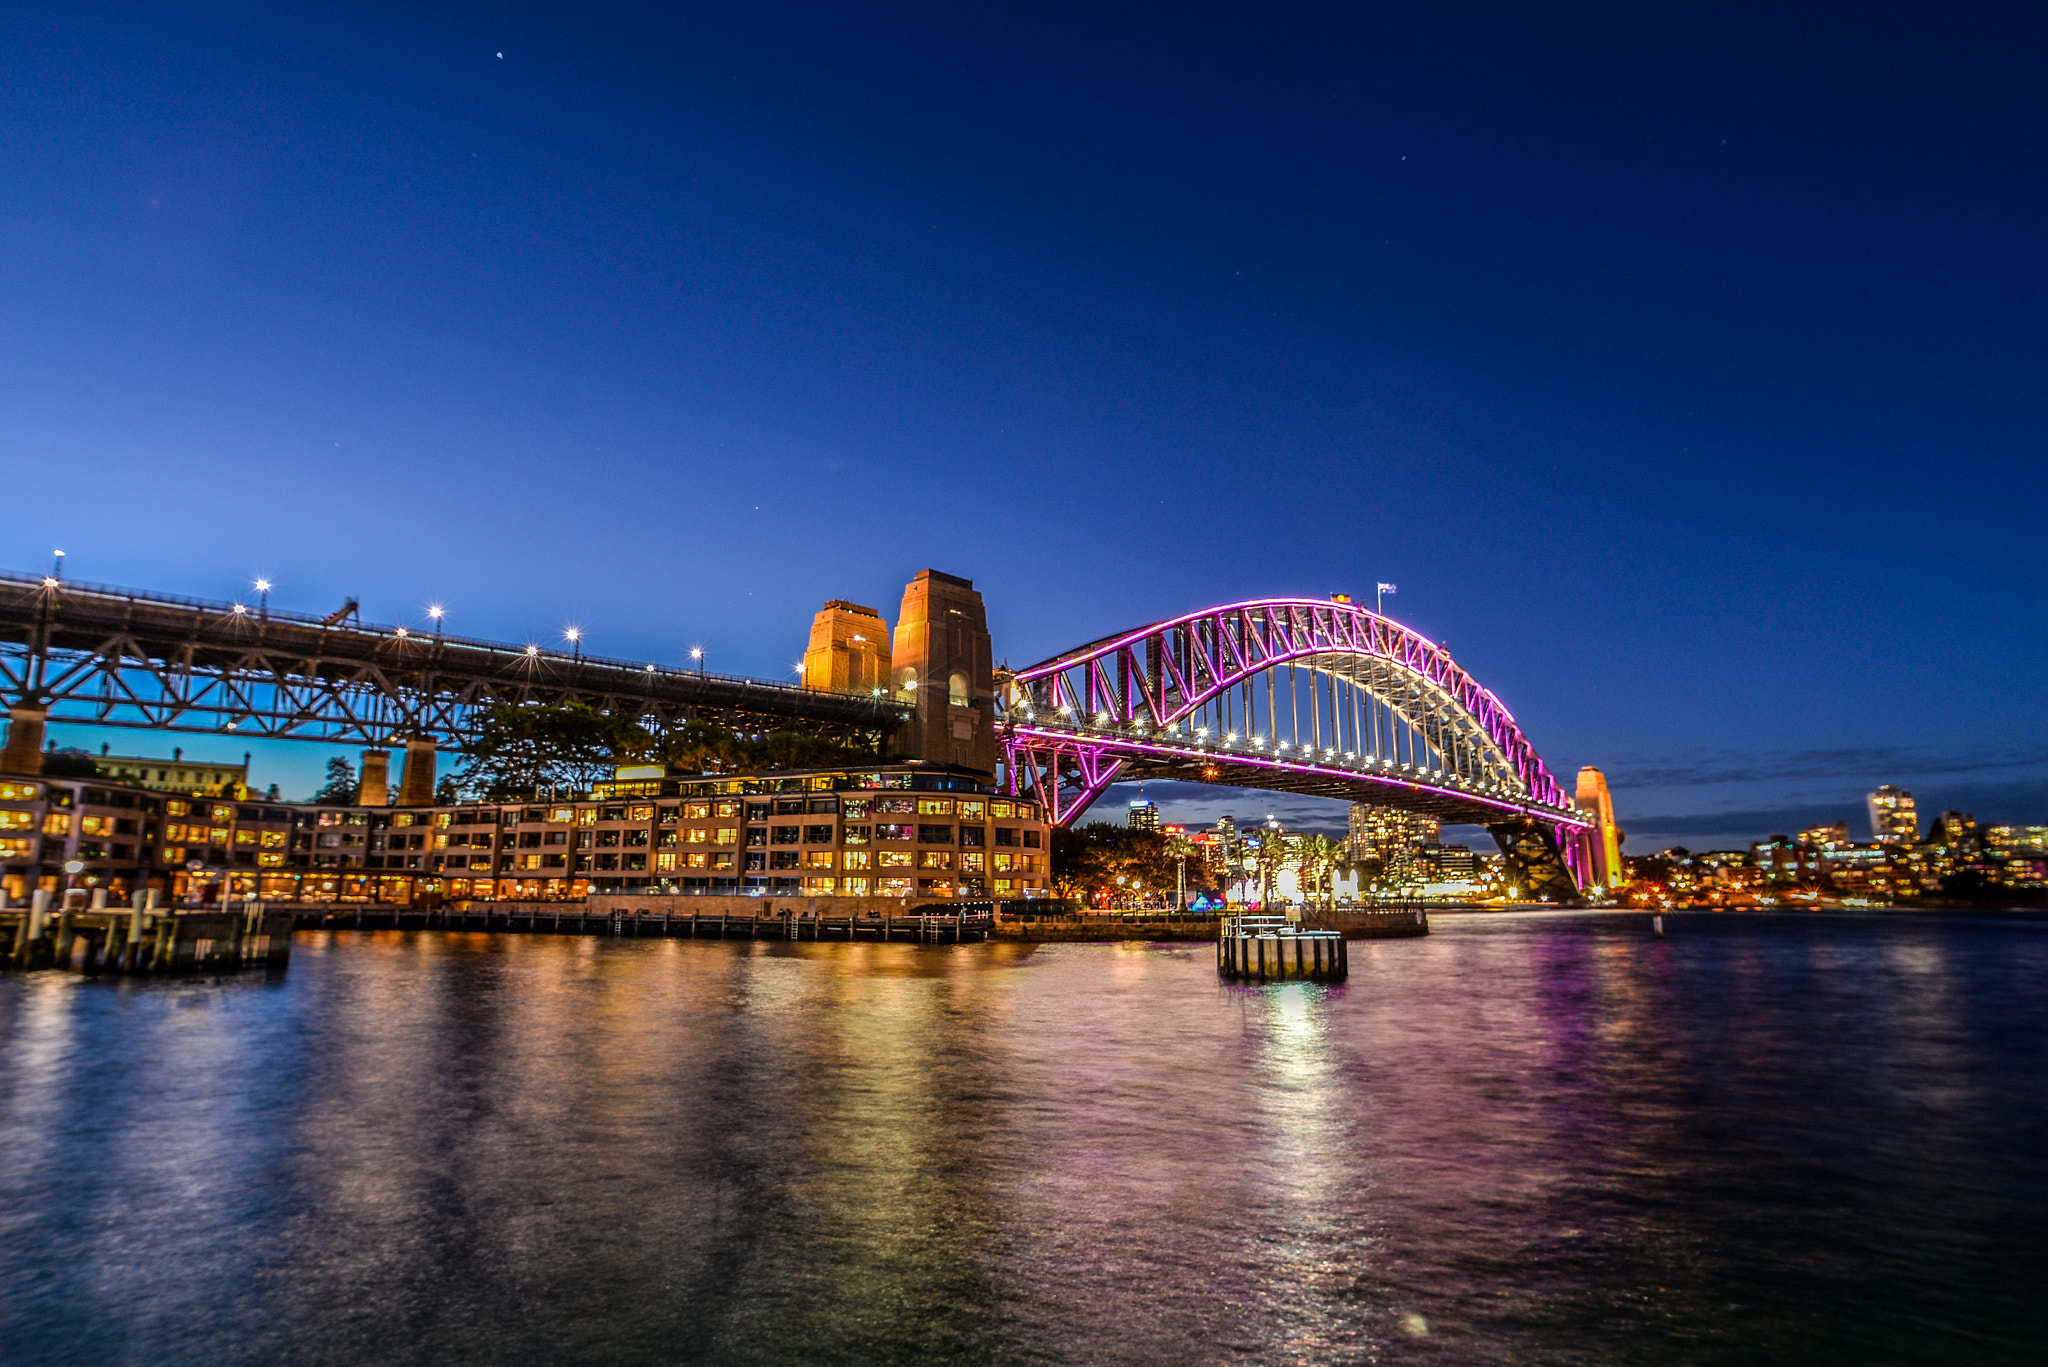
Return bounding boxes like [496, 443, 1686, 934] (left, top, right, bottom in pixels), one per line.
[1005, 596, 1572, 809]
[1003, 733, 1126, 828]
[1002, 723, 1588, 829]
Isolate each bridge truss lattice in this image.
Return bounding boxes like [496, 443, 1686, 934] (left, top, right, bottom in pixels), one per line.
[997, 597, 1590, 896]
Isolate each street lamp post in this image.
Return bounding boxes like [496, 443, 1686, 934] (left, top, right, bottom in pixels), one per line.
[691, 647, 704, 677]
[429, 605, 445, 639]
[566, 628, 581, 663]
[255, 578, 271, 620]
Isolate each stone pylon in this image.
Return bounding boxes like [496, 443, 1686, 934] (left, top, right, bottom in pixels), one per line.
[888, 570, 996, 775]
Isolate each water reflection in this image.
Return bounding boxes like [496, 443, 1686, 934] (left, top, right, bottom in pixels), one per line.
[2, 914, 2045, 1365]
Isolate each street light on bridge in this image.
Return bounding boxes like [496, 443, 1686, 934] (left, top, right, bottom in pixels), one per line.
[565, 628, 582, 663]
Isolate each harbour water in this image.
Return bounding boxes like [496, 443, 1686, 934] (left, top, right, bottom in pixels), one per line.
[3, 912, 2044, 1365]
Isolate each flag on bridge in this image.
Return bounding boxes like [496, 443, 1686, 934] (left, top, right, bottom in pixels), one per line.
[1377, 583, 1396, 594]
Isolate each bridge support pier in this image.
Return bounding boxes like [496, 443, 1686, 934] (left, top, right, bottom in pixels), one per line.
[1487, 820, 1583, 903]
[356, 749, 391, 807]
[395, 737, 437, 807]
[0, 704, 47, 776]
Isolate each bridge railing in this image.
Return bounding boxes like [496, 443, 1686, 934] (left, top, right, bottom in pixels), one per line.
[0, 569, 870, 700]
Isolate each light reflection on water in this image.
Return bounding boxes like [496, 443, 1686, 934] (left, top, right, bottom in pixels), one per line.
[3, 913, 2046, 1365]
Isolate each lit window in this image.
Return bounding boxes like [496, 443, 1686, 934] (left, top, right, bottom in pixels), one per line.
[957, 801, 985, 820]
[0, 811, 32, 831]
[655, 851, 678, 872]
[842, 877, 870, 895]
[960, 852, 985, 873]
[841, 850, 870, 870]
[687, 828, 710, 843]
[878, 877, 912, 895]
[0, 782, 40, 800]
[685, 802, 712, 820]
[918, 851, 953, 870]
[878, 850, 915, 868]
[805, 851, 834, 869]
[990, 801, 1013, 819]
[994, 852, 1013, 872]
[43, 813, 70, 836]
[917, 799, 954, 816]
[713, 828, 738, 845]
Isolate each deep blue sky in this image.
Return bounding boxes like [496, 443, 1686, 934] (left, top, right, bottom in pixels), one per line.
[3, 3, 2043, 847]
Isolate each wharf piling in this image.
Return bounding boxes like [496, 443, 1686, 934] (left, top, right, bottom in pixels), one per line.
[1218, 914, 1349, 983]
[3, 890, 294, 974]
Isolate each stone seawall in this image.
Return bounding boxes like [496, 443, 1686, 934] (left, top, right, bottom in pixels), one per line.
[995, 910, 1429, 942]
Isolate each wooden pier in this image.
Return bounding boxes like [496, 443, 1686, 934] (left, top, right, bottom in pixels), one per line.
[3, 890, 295, 974]
[291, 900, 995, 944]
[1218, 914, 1349, 983]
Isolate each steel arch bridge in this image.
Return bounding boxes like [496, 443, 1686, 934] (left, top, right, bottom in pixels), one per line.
[995, 597, 1592, 898]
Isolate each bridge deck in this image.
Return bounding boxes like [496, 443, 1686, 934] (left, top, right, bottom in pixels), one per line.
[0, 571, 911, 743]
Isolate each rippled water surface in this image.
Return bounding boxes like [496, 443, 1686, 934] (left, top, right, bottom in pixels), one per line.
[4, 912, 2046, 1365]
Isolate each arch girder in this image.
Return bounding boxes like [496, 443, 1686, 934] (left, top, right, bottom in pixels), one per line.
[1008, 597, 1571, 809]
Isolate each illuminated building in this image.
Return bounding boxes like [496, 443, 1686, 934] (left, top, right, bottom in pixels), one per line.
[1127, 799, 1161, 832]
[1931, 810, 1980, 852]
[0, 762, 1048, 905]
[1988, 826, 2048, 855]
[1867, 785, 1918, 845]
[46, 744, 249, 797]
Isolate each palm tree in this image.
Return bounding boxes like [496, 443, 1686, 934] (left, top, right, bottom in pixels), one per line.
[1253, 827, 1289, 910]
[1163, 833, 1200, 910]
[1293, 833, 1345, 912]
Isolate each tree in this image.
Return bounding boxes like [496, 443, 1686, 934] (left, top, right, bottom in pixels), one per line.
[1052, 822, 1175, 905]
[434, 775, 461, 804]
[454, 702, 652, 800]
[1292, 833, 1345, 911]
[1252, 829, 1289, 908]
[651, 718, 878, 775]
[40, 748, 99, 778]
[310, 756, 357, 805]
[1163, 832, 1203, 908]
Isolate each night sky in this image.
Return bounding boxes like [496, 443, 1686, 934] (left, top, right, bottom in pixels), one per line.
[3, 4, 2043, 849]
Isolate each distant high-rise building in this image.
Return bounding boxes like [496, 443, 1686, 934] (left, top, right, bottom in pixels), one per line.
[1868, 786, 1918, 845]
[1933, 811, 1980, 852]
[1347, 804, 1439, 884]
[1574, 767, 1624, 890]
[1127, 799, 1161, 833]
[1347, 804, 1438, 858]
[1800, 821, 1851, 849]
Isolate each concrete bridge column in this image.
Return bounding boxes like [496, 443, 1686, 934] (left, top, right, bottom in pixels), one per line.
[0, 704, 48, 776]
[356, 749, 391, 807]
[395, 737, 437, 807]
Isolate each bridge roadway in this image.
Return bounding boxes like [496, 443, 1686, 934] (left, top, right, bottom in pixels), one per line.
[0, 570, 910, 749]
